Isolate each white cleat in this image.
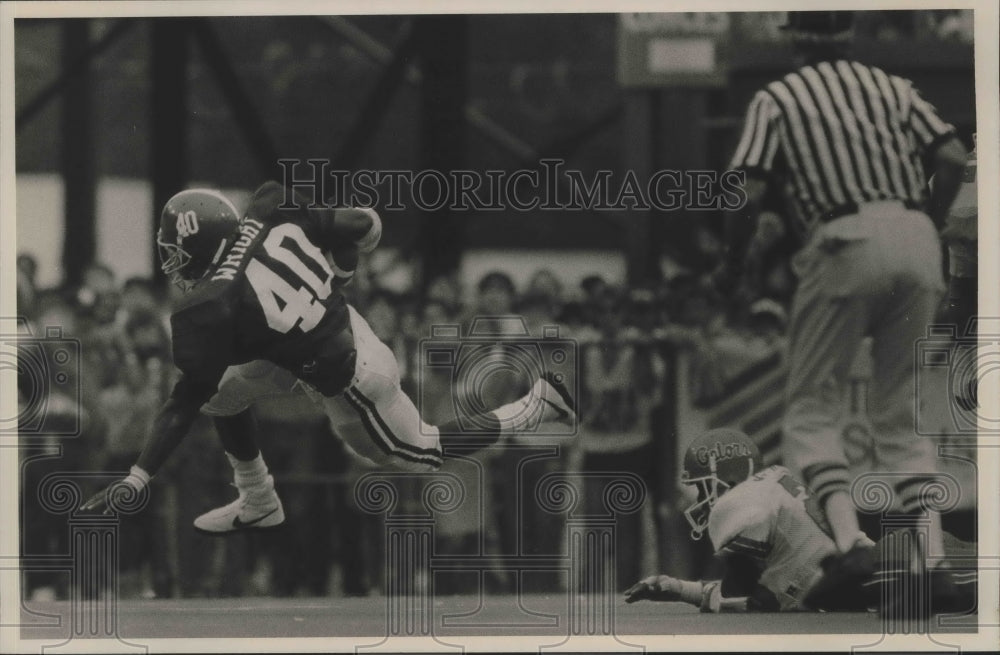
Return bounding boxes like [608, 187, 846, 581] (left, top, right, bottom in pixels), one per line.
[533, 372, 577, 427]
[193, 488, 285, 535]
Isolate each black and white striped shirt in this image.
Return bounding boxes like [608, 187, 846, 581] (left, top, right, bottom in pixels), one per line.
[729, 59, 956, 231]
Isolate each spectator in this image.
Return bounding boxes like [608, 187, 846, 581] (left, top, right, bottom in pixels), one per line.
[100, 308, 174, 598]
[120, 277, 169, 328]
[474, 271, 517, 316]
[518, 291, 559, 337]
[421, 292, 495, 594]
[580, 274, 607, 304]
[17, 253, 38, 283]
[422, 297, 454, 331]
[526, 268, 564, 309]
[366, 288, 407, 362]
[623, 288, 663, 335]
[16, 254, 38, 318]
[512, 291, 569, 593]
[745, 298, 788, 352]
[76, 262, 117, 310]
[467, 271, 532, 592]
[556, 301, 589, 337]
[21, 291, 97, 601]
[576, 289, 665, 589]
[579, 274, 609, 326]
[426, 275, 463, 317]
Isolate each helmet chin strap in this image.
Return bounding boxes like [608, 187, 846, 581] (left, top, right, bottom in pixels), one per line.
[169, 271, 196, 292]
[167, 263, 212, 292]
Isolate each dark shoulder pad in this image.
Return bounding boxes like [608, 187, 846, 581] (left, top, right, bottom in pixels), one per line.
[246, 180, 325, 238]
[246, 181, 288, 224]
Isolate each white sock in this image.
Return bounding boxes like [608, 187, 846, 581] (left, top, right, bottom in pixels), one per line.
[491, 394, 540, 436]
[824, 491, 864, 553]
[226, 453, 273, 502]
[924, 510, 945, 569]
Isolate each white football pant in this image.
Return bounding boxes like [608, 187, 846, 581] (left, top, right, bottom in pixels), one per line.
[201, 305, 444, 472]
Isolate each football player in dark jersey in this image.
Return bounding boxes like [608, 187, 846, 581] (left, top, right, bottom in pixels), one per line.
[623, 428, 975, 615]
[82, 182, 576, 533]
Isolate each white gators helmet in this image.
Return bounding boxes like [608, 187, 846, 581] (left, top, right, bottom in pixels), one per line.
[681, 427, 763, 540]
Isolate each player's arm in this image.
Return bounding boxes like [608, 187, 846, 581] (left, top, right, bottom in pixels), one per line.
[81, 301, 230, 513]
[624, 537, 776, 612]
[623, 575, 751, 612]
[80, 370, 222, 513]
[719, 176, 768, 285]
[901, 81, 967, 229]
[251, 180, 382, 254]
[640, 550, 780, 612]
[328, 245, 360, 289]
[926, 137, 968, 230]
[134, 372, 222, 475]
[136, 302, 231, 477]
[718, 552, 780, 612]
[705, 489, 780, 611]
[312, 206, 382, 254]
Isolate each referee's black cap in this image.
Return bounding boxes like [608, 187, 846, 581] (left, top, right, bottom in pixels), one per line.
[780, 11, 854, 37]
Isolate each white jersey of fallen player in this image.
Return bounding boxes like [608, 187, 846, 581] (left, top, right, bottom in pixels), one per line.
[707, 465, 838, 610]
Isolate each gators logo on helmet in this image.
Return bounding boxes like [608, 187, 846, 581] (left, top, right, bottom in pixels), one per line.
[681, 427, 762, 541]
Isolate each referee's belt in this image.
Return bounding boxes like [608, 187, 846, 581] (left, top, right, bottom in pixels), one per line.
[817, 199, 924, 223]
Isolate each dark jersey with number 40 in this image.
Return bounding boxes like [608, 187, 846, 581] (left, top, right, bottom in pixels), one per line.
[169, 181, 357, 408]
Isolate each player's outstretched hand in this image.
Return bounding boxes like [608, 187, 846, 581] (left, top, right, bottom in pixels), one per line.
[79, 466, 151, 515]
[80, 483, 121, 515]
[624, 575, 684, 603]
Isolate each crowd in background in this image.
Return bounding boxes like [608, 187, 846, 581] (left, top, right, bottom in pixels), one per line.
[17, 243, 797, 601]
[16, 212, 973, 601]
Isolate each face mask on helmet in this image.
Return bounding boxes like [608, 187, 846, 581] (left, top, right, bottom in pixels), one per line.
[157, 231, 217, 292]
[681, 464, 734, 541]
[157, 233, 190, 285]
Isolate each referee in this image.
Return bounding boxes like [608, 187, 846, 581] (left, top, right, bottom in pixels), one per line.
[716, 11, 968, 571]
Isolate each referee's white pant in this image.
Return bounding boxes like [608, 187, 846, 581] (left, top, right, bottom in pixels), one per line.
[783, 201, 944, 508]
[201, 305, 444, 472]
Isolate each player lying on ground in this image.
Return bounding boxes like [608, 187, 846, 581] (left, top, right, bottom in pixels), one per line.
[82, 182, 576, 528]
[624, 428, 976, 614]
